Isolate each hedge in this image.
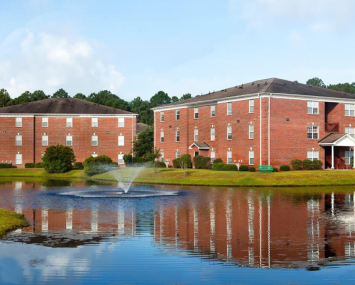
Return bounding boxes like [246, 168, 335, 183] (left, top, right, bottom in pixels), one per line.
[291, 159, 303, 170]
[302, 159, 313, 170]
[212, 163, 238, 171]
[273, 167, 279, 172]
[84, 155, 114, 176]
[280, 165, 291, 171]
[173, 154, 192, 169]
[25, 163, 35, 168]
[73, 162, 83, 169]
[193, 155, 212, 169]
[0, 163, 12, 168]
[249, 167, 256, 172]
[239, 165, 249, 171]
[154, 161, 166, 168]
[35, 162, 44, 168]
[213, 158, 223, 164]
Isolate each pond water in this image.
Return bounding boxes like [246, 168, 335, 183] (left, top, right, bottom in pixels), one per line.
[1, 180, 355, 284]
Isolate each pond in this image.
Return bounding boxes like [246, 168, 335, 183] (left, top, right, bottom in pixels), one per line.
[1, 179, 355, 284]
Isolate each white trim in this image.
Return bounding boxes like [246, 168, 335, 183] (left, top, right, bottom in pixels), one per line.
[189, 142, 210, 150]
[268, 96, 270, 165]
[259, 94, 262, 165]
[0, 114, 137, 118]
[319, 134, 355, 146]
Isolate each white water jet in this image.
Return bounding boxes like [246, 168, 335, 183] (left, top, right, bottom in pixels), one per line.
[110, 165, 146, 193]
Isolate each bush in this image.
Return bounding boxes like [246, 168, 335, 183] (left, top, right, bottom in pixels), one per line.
[249, 167, 256, 172]
[193, 155, 212, 169]
[180, 154, 192, 168]
[154, 161, 166, 168]
[173, 158, 181, 168]
[273, 167, 279, 172]
[302, 159, 313, 170]
[212, 163, 237, 171]
[291, 159, 303, 170]
[83, 155, 113, 176]
[239, 165, 249, 171]
[111, 162, 119, 168]
[35, 162, 44, 168]
[73, 162, 83, 169]
[312, 159, 323, 170]
[0, 163, 12, 168]
[280, 165, 291, 171]
[42, 145, 76, 173]
[25, 163, 34, 168]
[213, 158, 223, 164]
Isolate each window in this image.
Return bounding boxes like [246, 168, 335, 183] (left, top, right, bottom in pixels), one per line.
[176, 150, 180, 158]
[66, 135, 73, 146]
[307, 150, 319, 161]
[211, 150, 215, 163]
[118, 118, 125, 127]
[176, 110, 180, 120]
[194, 128, 198, 141]
[227, 125, 232, 140]
[118, 154, 124, 165]
[160, 112, 164, 122]
[91, 134, 98, 146]
[249, 100, 254, 113]
[307, 126, 319, 139]
[15, 117, 22, 128]
[92, 117, 98, 127]
[176, 129, 180, 142]
[249, 124, 254, 139]
[160, 130, 164, 143]
[118, 135, 124, 146]
[15, 134, 22, 146]
[211, 106, 215, 117]
[249, 151, 254, 165]
[15, 153, 22, 165]
[42, 135, 48, 146]
[160, 152, 164, 162]
[66, 117, 73, 127]
[345, 151, 354, 165]
[345, 103, 355, 116]
[346, 126, 355, 138]
[307, 101, 319, 114]
[211, 126, 215, 141]
[227, 150, 232, 164]
[194, 108, 199, 119]
[42, 117, 48, 127]
[227, 102, 232, 115]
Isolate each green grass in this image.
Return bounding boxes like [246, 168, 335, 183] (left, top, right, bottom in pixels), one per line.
[0, 208, 29, 238]
[0, 168, 86, 179]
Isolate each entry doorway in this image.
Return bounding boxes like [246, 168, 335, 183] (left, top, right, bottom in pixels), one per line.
[194, 151, 199, 157]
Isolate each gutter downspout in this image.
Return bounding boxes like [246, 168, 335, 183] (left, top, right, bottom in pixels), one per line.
[33, 116, 36, 164]
[259, 94, 262, 165]
[132, 116, 134, 164]
[268, 95, 271, 165]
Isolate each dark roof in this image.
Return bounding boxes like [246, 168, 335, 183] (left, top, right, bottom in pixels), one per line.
[136, 123, 150, 134]
[318, 133, 347, 144]
[158, 78, 355, 108]
[0, 98, 135, 115]
[189, 142, 210, 150]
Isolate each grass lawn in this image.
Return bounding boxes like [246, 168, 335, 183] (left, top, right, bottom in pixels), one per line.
[0, 168, 86, 179]
[0, 208, 29, 238]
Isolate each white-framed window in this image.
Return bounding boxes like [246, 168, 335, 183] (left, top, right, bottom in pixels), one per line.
[249, 100, 254, 113]
[118, 135, 124, 146]
[176, 150, 180, 158]
[15, 153, 22, 165]
[227, 125, 232, 140]
[345, 126, 355, 138]
[194, 128, 198, 141]
[249, 124, 254, 139]
[176, 129, 180, 142]
[249, 150, 254, 165]
[91, 134, 98, 146]
[211, 105, 216, 117]
[160, 112, 164, 122]
[160, 151, 164, 162]
[194, 108, 199, 119]
[307, 150, 319, 161]
[210, 126, 215, 141]
[211, 150, 215, 163]
[345, 103, 355, 116]
[15, 117, 22, 128]
[307, 101, 319, 114]
[42, 135, 48, 146]
[227, 150, 232, 164]
[15, 134, 22, 146]
[118, 117, 125, 127]
[118, 154, 124, 165]
[307, 125, 319, 139]
[345, 151, 354, 165]
[66, 135, 73, 146]
[176, 109, 180, 121]
[227, 102, 232, 116]
[42, 117, 48, 127]
[66, 117, 73, 127]
[160, 130, 164, 143]
[92, 117, 98, 128]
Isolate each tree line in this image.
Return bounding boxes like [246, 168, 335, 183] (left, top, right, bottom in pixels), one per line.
[306, 77, 355, 94]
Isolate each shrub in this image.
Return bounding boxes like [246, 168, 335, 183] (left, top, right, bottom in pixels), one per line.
[213, 158, 223, 164]
[180, 154, 192, 168]
[111, 162, 119, 168]
[291, 159, 303, 170]
[212, 163, 237, 171]
[273, 167, 279, 172]
[42, 145, 76, 173]
[239, 165, 249, 171]
[302, 159, 313, 170]
[35, 162, 44, 168]
[280, 165, 291, 171]
[154, 161, 166, 168]
[25, 163, 34, 168]
[123, 154, 133, 165]
[83, 155, 113, 176]
[0, 163, 12, 168]
[193, 155, 212, 169]
[312, 159, 323, 170]
[73, 162, 83, 169]
[173, 158, 181, 168]
[249, 167, 256, 172]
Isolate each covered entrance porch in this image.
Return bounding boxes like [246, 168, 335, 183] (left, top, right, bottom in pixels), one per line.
[189, 142, 210, 157]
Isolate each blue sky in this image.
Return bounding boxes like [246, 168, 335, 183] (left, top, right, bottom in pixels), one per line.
[1, 0, 355, 100]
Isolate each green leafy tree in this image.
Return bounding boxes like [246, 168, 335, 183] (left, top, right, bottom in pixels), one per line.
[150, 91, 171, 107]
[306, 77, 326, 88]
[32, 90, 48, 101]
[17, 91, 32, 104]
[42, 145, 76, 173]
[0, 89, 10, 107]
[52, 88, 70, 98]
[180, 93, 192, 101]
[73, 93, 86, 100]
[83, 155, 114, 176]
[328, 82, 355, 94]
[171, 96, 179, 102]
[133, 127, 154, 158]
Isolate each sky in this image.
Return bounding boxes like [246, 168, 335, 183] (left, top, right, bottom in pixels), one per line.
[1, 0, 355, 101]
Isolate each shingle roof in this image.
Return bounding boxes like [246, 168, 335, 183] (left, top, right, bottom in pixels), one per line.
[318, 133, 347, 144]
[0, 98, 135, 115]
[157, 78, 355, 109]
[189, 142, 210, 150]
[136, 123, 150, 134]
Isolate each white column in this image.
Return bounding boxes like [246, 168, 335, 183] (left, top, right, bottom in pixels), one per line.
[331, 145, 335, 169]
[66, 208, 73, 230]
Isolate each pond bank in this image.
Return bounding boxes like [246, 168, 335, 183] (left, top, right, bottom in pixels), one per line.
[0, 208, 29, 238]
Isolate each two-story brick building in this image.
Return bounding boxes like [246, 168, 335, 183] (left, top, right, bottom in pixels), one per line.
[0, 98, 137, 167]
[153, 78, 355, 169]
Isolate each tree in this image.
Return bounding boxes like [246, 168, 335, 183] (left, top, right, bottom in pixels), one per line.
[83, 155, 114, 176]
[17, 91, 32, 104]
[0, 89, 10, 107]
[32, 90, 48, 101]
[180, 93, 192, 101]
[328, 82, 355, 94]
[42, 145, 76, 173]
[306, 77, 326, 88]
[52, 88, 70, 98]
[73, 93, 86, 100]
[133, 127, 154, 158]
[150, 91, 171, 107]
[171, 96, 179, 102]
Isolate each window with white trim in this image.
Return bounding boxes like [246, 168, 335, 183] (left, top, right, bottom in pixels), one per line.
[91, 134, 98, 146]
[42, 135, 48, 146]
[15, 153, 22, 165]
[42, 117, 48, 127]
[211, 150, 215, 163]
[345, 151, 354, 165]
[345, 103, 355, 116]
[176, 129, 180, 142]
[66, 117, 73, 127]
[249, 150, 254, 165]
[160, 112, 164, 122]
[249, 124, 254, 139]
[307, 150, 319, 161]
[92, 117, 98, 127]
[15, 134, 22, 146]
[160, 130, 164, 143]
[66, 135, 73, 146]
[160, 151, 164, 162]
[307, 126, 319, 139]
[227, 150, 232, 164]
[176, 150, 180, 158]
[118, 154, 124, 165]
[227, 102, 232, 116]
[194, 108, 199, 119]
[249, 100, 254, 113]
[345, 126, 355, 138]
[210, 126, 215, 141]
[118, 117, 125, 127]
[118, 135, 124, 146]
[211, 105, 215, 117]
[194, 128, 198, 141]
[15, 117, 22, 128]
[307, 101, 319, 114]
[227, 125, 232, 140]
[176, 110, 180, 120]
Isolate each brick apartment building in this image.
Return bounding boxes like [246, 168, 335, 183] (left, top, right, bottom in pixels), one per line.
[153, 78, 355, 169]
[0, 98, 137, 167]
